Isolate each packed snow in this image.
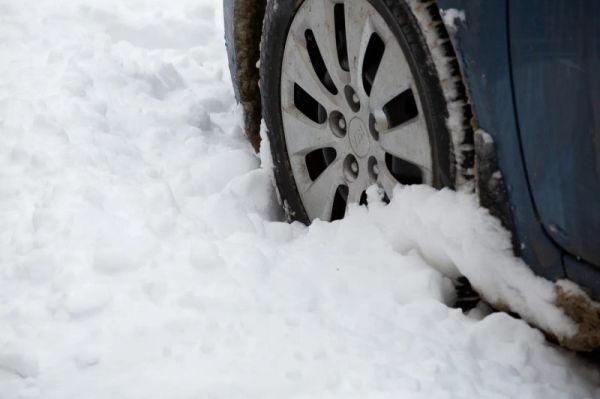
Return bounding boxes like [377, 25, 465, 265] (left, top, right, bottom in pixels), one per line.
[0, 0, 599, 398]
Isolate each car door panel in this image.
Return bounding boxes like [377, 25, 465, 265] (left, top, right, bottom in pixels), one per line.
[509, 0, 600, 267]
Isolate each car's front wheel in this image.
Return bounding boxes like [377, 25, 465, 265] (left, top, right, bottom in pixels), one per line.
[261, 0, 461, 223]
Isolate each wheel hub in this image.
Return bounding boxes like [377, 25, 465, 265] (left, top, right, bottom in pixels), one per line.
[348, 117, 370, 158]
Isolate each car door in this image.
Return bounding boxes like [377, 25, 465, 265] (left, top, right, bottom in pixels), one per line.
[509, 0, 600, 268]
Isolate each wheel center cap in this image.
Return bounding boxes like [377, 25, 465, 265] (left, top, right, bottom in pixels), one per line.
[348, 118, 370, 158]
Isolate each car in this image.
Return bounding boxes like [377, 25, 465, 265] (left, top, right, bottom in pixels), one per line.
[223, 0, 600, 351]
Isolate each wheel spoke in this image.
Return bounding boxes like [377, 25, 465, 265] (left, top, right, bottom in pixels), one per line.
[282, 107, 339, 155]
[378, 163, 399, 198]
[304, 0, 350, 91]
[283, 32, 338, 112]
[301, 158, 344, 221]
[369, 40, 412, 111]
[379, 119, 432, 172]
[344, 1, 372, 90]
[347, 182, 364, 205]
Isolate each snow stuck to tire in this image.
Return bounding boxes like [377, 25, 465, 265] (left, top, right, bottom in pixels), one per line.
[406, 0, 474, 189]
[0, 0, 598, 398]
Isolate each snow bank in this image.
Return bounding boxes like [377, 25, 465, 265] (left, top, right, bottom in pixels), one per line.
[366, 185, 582, 337]
[0, 0, 598, 398]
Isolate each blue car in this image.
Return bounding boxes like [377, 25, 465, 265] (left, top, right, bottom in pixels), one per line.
[224, 0, 600, 350]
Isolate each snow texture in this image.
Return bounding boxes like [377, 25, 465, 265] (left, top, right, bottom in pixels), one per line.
[0, 0, 599, 398]
[440, 8, 466, 32]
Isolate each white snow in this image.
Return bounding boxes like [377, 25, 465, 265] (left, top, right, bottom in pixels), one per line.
[440, 8, 466, 32]
[62, 284, 112, 319]
[0, 0, 599, 398]
[0, 344, 39, 379]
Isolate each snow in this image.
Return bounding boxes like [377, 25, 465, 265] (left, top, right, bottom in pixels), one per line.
[0, 0, 599, 398]
[440, 8, 466, 33]
[0, 345, 39, 379]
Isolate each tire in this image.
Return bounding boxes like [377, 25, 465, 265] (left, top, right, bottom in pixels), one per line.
[261, 0, 458, 224]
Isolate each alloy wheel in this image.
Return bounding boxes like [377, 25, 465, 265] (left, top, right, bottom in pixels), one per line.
[280, 0, 433, 221]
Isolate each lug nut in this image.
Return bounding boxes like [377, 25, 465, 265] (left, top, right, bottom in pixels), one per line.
[344, 155, 360, 181]
[344, 86, 360, 112]
[372, 163, 379, 176]
[329, 111, 347, 137]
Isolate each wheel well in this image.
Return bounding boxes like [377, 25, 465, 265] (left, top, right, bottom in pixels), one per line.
[407, 1, 515, 236]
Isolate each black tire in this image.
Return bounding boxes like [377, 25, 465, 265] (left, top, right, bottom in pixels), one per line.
[261, 0, 456, 224]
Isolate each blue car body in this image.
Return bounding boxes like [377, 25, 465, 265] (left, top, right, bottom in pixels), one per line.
[437, 0, 600, 300]
[224, 0, 600, 301]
